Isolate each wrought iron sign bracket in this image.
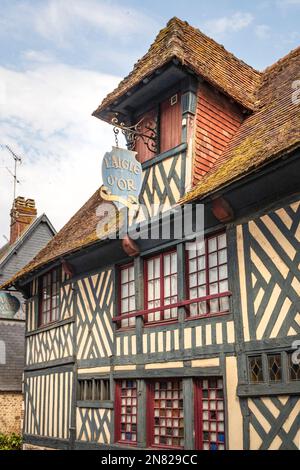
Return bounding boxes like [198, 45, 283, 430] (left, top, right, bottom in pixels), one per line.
[111, 113, 158, 153]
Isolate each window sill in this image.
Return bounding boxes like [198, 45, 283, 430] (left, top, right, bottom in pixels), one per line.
[141, 143, 187, 170]
[26, 316, 74, 337]
[115, 440, 137, 447]
[77, 400, 113, 409]
[237, 381, 300, 397]
[144, 318, 179, 328]
[185, 311, 230, 322]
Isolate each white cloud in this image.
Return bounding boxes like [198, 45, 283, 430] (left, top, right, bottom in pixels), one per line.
[1, 0, 158, 47]
[255, 24, 271, 39]
[0, 62, 122, 238]
[203, 12, 254, 37]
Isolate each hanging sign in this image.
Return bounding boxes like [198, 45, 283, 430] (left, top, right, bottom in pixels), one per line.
[0, 292, 21, 319]
[100, 147, 142, 211]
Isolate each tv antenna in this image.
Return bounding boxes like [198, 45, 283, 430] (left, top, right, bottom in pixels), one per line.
[0, 144, 22, 200]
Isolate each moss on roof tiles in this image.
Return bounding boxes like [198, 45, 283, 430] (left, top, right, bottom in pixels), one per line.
[94, 17, 261, 116]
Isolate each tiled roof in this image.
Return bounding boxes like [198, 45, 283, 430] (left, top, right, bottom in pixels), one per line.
[93, 17, 261, 116]
[0, 191, 122, 287]
[181, 45, 300, 203]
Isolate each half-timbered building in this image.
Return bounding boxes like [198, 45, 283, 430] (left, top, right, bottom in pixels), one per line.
[2, 17, 300, 450]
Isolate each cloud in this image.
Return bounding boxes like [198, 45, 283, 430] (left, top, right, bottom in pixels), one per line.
[255, 24, 271, 39]
[0, 62, 122, 238]
[1, 0, 158, 47]
[203, 12, 254, 37]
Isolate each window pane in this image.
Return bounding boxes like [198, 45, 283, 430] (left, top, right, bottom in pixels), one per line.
[249, 356, 264, 383]
[288, 353, 300, 381]
[268, 354, 282, 382]
[218, 234, 227, 249]
[208, 237, 217, 253]
[209, 268, 218, 283]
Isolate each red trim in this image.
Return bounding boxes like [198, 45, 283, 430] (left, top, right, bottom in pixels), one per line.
[146, 382, 154, 448]
[194, 380, 203, 450]
[112, 291, 232, 322]
[114, 380, 121, 442]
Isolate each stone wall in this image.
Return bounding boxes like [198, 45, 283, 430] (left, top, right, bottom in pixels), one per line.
[0, 391, 22, 435]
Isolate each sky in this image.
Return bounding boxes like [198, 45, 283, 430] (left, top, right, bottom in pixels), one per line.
[0, 0, 300, 240]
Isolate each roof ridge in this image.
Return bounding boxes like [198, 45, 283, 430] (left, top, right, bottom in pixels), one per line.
[175, 17, 260, 76]
[94, 17, 261, 116]
[262, 44, 300, 75]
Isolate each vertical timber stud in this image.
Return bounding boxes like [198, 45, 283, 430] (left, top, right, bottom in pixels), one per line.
[137, 379, 147, 448]
[240, 398, 250, 450]
[183, 377, 194, 449]
[177, 243, 186, 352]
[181, 79, 197, 194]
[227, 225, 248, 385]
[69, 281, 78, 449]
[134, 256, 144, 356]
[33, 286, 39, 330]
[111, 266, 119, 444]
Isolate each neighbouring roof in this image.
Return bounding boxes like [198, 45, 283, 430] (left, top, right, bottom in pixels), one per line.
[1, 18, 300, 288]
[0, 214, 56, 270]
[0, 243, 10, 264]
[181, 45, 300, 204]
[0, 191, 122, 288]
[93, 17, 261, 116]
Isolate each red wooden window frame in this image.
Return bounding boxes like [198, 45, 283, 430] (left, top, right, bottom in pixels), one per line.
[186, 232, 230, 319]
[194, 377, 226, 450]
[147, 379, 184, 449]
[118, 263, 136, 329]
[115, 379, 137, 445]
[144, 250, 178, 324]
[38, 267, 60, 326]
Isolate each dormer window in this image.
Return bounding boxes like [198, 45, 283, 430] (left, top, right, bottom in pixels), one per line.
[134, 92, 182, 164]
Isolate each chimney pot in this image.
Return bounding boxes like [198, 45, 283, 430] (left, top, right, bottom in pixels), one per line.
[10, 196, 37, 245]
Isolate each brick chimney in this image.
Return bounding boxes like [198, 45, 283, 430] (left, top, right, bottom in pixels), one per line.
[10, 197, 37, 245]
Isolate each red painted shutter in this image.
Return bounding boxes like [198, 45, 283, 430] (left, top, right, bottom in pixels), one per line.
[160, 93, 182, 154]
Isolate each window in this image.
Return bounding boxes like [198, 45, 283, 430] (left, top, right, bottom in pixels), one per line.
[268, 354, 282, 382]
[145, 250, 178, 323]
[39, 268, 60, 326]
[288, 352, 300, 381]
[248, 352, 300, 384]
[147, 380, 184, 448]
[194, 378, 225, 450]
[115, 380, 137, 444]
[249, 356, 264, 383]
[187, 233, 229, 317]
[119, 264, 136, 328]
[78, 378, 110, 401]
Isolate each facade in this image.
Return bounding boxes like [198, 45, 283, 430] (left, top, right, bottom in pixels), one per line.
[0, 197, 56, 434]
[2, 18, 300, 450]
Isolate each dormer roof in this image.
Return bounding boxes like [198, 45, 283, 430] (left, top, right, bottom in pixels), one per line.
[93, 17, 261, 119]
